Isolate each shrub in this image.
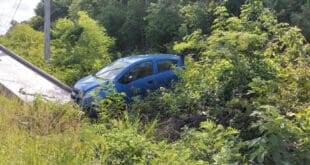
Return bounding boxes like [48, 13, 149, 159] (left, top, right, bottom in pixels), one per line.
[246, 106, 310, 164]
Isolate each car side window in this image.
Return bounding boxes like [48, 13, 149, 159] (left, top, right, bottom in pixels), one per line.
[119, 61, 153, 84]
[157, 60, 177, 73]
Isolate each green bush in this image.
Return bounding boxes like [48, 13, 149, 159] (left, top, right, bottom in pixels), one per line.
[246, 106, 310, 164]
[180, 120, 246, 164]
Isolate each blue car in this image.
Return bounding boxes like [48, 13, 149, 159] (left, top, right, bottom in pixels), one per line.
[71, 54, 183, 108]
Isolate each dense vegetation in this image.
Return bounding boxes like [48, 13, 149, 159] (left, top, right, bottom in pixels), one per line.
[0, 0, 309, 164]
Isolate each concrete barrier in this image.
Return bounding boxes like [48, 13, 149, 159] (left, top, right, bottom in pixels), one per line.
[0, 45, 71, 103]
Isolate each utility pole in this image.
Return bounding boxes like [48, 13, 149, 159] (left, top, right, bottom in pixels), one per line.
[44, 0, 50, 61]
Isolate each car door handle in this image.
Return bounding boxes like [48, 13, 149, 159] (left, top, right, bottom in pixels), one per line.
[147, 80, 154, 84]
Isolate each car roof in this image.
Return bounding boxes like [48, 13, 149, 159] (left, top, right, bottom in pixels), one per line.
[118, 54, 180, 64]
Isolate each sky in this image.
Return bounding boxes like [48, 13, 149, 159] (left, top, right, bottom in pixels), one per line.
[0, 0, 41, 35]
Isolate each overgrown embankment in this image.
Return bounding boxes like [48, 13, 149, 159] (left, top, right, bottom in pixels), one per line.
[0, 0, 309, 164]
[0, 95, 243, 164]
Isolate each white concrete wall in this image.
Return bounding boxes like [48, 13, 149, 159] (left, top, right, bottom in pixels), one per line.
[0, 49, 71, 103]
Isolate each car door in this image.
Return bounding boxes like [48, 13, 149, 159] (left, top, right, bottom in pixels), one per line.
[153, 59, 179, 89]
[116, 61, 155, 98]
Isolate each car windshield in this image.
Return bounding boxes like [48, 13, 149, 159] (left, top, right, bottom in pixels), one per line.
[94, 60, 131, 80]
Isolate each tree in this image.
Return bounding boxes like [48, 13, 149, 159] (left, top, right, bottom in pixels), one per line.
[0, 24, 47, 70]
[291, 0, 310, 41]
[145, 0, 182, 52]
[141, 0, 310, 163]
[262, 0, 309, 41]
[51, 11, 114, 85]
[178, 0, 216, 36]
[262, 0, 305, 23]
[226, 0, 246, 16]
[118, 0, 148, 53]
[31, 0, 73, 31]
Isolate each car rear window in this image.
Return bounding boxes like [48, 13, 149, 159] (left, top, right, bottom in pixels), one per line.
[131, 61, 153, 80]
[157, 60, 177, 73]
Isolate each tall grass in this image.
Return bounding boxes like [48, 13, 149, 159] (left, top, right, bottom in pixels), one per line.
[0, 95, 91, 164]
[0, 95, 246, 164]
[0, 95, 192, 164]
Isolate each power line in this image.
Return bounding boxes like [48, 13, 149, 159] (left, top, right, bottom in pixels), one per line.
[10, 0, 23, 23]
[0, 0, 20, 34]
[5, 0, 18, 24]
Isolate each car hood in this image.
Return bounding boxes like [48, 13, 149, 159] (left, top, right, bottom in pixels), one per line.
[74, 75, 110, 95]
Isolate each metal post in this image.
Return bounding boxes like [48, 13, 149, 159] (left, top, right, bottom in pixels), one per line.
[44, 0, 50, 61]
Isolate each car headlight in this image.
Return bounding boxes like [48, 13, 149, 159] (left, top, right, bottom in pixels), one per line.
[78, 90, 84, 98]
[84, 87, 100, 99]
